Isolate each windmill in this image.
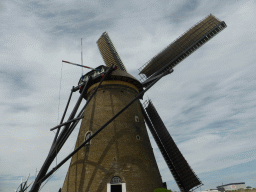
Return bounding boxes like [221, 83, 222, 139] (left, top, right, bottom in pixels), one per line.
[29, 14, 227, 192]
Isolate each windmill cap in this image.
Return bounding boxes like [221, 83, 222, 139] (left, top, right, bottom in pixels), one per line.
[85, 68, 144, 99]
[108, 69, 143, 92]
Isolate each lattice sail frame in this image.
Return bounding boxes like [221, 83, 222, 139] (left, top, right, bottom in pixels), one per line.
[139, 14, 227, 79]
[97, 31, 127, 72]
[142, 100, 203, 192]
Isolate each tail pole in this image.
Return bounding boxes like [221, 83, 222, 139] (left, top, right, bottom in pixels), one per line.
[62, 60, 100, 71]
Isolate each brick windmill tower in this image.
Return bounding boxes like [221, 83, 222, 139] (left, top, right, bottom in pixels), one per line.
[61, 32, 164, 192]
[29, 14, 226, 192]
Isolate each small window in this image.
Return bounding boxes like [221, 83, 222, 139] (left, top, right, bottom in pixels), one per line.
[92, 71, 97, 77]
[111, 176, 122, 184]
[136, 135, 140, 140]
[85, 132, 92, 145]
[95, 71, 100, 76]
[83, 75, 88, 82]
[135, 115, 139, 122]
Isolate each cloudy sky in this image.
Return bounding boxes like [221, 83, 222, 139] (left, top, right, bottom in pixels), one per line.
[1, 0, 256, 191]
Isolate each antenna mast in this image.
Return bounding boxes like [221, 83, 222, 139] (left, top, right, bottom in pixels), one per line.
[81, 38, 83, 76]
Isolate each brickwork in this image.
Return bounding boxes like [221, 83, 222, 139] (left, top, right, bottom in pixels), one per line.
[62, 81, 163, 192]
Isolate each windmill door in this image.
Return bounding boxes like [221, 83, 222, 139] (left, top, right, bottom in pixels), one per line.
[111, 184, 122, 192]
[107, 176, 126, 192]
[107, 184, 126, 192]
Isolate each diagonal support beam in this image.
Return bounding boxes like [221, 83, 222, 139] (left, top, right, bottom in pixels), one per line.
[50, 87, 74, 150]
[50, 116, 84, 131]
[29, 78, 91, 192]
[29, 66, 116, 192]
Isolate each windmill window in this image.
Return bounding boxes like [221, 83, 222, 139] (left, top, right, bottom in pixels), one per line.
[110, 176, 122, 184]
[136, 135, 140, 140]
[93, 71, 99, 77]
[85, 132, 92, 145]
[135, 115, 139, 122]
[83, 75, 88, 82]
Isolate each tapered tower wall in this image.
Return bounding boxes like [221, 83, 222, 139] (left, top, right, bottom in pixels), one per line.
[62, 80, 163, 192]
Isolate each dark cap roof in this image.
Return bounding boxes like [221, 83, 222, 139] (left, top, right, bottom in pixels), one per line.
[109, 69, 143, 94]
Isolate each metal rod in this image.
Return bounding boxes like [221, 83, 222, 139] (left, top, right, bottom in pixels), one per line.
[50, 116, 84, 131]
[61, 87, 75, 125]
[50, 87, 74, 150]
[62, 60, 100, 71]
[81, 38, 83, 75]
[37, 67, 173, 184]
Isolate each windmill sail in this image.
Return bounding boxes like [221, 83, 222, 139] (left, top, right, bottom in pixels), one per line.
[141, 100, 202, 192]
[97, 31, 127, 72]
[139, 14, 227, 78]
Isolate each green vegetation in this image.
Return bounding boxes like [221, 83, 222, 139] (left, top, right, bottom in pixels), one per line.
[154, 188, 172, 192]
